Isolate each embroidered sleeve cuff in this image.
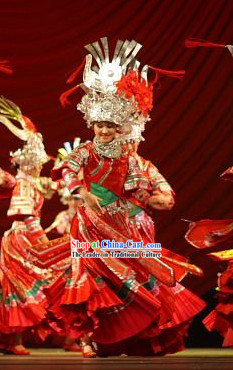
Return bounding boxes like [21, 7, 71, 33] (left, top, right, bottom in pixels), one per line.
[62, 168, 83, 194]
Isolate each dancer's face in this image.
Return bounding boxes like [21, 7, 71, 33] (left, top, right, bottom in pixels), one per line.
[93, 121, 117, 143]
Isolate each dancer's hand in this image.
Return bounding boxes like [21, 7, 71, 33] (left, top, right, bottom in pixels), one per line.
[79, 188, 103, 213]
[148, 191, 174, 210]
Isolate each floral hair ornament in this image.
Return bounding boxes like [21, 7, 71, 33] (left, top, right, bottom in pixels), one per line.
[0, 96, 49, 169]
[185, 38, 233, 58]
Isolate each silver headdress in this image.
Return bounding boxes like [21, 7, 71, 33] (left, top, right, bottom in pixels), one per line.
[81, 38, 144, 93]
[0, 96, 49, 169]
[77, 37, 153, 129]
[61, 37, 185, 135]
[118, 122, 146, 144]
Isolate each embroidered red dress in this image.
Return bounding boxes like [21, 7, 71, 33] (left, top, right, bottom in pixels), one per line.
[51, 141, 205, 355]
[0, 170, 53, 334]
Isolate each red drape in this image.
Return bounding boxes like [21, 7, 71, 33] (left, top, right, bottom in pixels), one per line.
[0, 0, 232, 294]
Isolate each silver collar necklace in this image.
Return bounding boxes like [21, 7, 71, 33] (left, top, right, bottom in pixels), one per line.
[93, 137, 122, 159]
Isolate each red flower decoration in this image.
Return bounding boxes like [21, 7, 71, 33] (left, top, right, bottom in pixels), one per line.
[116, 71, 153, 115]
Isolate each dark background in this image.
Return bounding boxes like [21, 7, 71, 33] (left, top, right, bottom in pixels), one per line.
[0, 0, 232, 347]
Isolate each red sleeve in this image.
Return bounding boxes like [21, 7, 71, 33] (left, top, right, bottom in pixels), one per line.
[62, 168, 83, 194]
[51, 145, 89, 192]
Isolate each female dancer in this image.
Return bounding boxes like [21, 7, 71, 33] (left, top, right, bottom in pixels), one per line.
[0, 97, 56, 354]
[51, 38, 206, 357]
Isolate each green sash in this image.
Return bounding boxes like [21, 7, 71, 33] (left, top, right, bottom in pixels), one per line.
[90, 182, 143, 216]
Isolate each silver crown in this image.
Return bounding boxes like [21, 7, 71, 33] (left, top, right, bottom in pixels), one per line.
[77, 37, 151, 129]
[82, 37, 148, 93]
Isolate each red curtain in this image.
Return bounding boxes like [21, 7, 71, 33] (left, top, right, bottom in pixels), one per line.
[0, 0, 232, 294]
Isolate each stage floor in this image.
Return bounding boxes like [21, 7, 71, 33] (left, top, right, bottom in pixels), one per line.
[1, 348, 233, 370]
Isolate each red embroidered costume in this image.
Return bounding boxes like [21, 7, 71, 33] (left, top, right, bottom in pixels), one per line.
[0, 97, 57, 353]
[51, 133, 205, 355]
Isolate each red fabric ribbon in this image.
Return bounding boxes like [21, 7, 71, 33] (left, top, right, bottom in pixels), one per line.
[149, 66, 185, 85]
[66, 57, 86, 84]
[0, 60, 13, 75]
[185, 38, 226, 48]
[59, 85, 80, 107]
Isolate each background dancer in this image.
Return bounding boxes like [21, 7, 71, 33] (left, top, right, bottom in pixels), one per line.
[0, 97, 56, 355]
